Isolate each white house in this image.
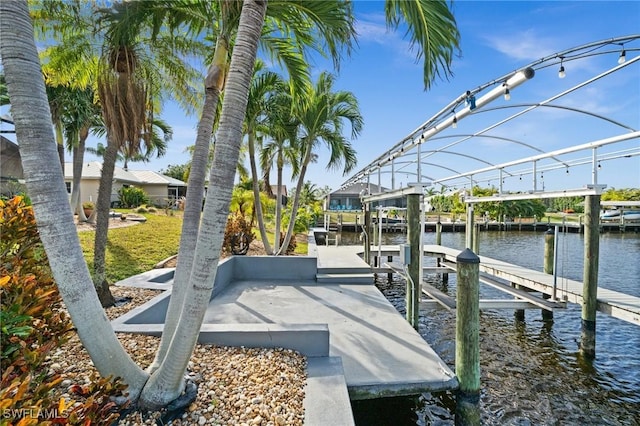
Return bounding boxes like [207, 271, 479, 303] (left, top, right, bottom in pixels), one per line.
[64, 162, 187, 207]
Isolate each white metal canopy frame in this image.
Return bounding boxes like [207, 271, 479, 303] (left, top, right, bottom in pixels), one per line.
[340, 35, 640, 204]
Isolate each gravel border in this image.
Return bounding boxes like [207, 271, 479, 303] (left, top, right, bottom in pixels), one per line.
[47, 286, 307, 425]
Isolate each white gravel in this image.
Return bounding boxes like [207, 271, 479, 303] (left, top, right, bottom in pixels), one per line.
[48, 286, 306, 425]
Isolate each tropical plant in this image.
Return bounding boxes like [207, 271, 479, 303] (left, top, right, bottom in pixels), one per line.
[278, 72, 363, 254]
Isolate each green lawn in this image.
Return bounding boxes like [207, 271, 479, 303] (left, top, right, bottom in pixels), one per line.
[78, 214, 182, 282]
[77, 214, 308, 283]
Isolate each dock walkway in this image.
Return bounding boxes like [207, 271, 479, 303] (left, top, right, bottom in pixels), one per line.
[364, 244, 640, 325]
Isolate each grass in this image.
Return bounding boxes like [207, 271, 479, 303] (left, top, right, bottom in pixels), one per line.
[77, 213, 309, 283]
[78, 214, 182, 283]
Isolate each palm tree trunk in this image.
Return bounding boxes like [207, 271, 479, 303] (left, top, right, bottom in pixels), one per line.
[139, 0, 267, 409]
[93, 133, 118, 307]
[70, 127, 88, 220]
[148, 39, 227, 372]
[274, 151, 284, 253]
[0, 0, 149, 401]
[277, 145, 311, 255]
[248, 132, 273, 254]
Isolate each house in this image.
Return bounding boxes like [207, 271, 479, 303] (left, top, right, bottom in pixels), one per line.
[0, 136, 24, 196]
[64, 162, 187, 207]
[324, 183, 406, 211]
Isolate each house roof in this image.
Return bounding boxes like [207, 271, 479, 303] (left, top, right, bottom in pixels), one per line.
[329, 182, 387, 196]
[128, 170, 187, 187]
[64, 162, 186, 186]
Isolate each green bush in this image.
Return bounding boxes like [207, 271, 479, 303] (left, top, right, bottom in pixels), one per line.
[118, 187, 149, 208]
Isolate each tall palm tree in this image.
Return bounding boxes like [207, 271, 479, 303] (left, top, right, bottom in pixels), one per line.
[260, 89, 301, 253]
[278, 72, 363, 254]
[0, 0, 150, 401]
[139, 0, 268, 409]
[244, 61, 286, 254]
[149, 0, 358, 372]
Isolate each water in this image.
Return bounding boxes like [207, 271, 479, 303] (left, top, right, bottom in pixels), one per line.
[348, 230, 640, 425]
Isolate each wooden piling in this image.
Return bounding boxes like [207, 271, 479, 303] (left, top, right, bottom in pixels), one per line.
[364, 204, 371, 265]
[455, 248, 481, 425]
[407, 193, 421, 329]
[436, 219, 442, 245]
[542, 228, 555, 321]
[388, 255, 393, 283]
[581, 194, 600, 359]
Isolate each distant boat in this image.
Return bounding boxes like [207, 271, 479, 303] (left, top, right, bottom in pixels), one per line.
[600, 210, 621, 219]
[622, 211, 640, 221]
[600, 210, 640, 221]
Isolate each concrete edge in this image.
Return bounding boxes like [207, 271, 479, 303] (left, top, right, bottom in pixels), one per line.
[111, 323, 330, 358]
[304, 357, 355, 426]
[347, 377, 459, 400]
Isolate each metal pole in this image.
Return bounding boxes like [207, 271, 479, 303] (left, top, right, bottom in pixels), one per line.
[552, 225, 559, 300]
[581, 194, 600, 359]
[456, 248, 481, 425]
[364, 204, 371, 265]
[465, 202, 474, 249]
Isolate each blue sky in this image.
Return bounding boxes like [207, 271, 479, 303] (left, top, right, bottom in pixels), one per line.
[3, 1, 639, 194]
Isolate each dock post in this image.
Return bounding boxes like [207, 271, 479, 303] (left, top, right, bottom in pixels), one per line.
[513, 282, 525, 321]
[407, 193, 421, 329]
[364, 204, 371, 265]
[542, 228, 555, 321]
[388, 255, 393, 283]
[581, 194, 600, 359]
[465, 204, 474, 250]
[436, 219, 442, 245]
[456, 248, 481, 425]
[472, 223, 480, 255]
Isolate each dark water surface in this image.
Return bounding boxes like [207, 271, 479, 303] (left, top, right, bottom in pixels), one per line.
[348, 230, 640, 425]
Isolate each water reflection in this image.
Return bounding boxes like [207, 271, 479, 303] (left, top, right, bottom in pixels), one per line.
[347, 230, 640, 425]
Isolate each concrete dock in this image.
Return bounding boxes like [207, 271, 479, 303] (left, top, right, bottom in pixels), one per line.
[113, 245, 458, 424]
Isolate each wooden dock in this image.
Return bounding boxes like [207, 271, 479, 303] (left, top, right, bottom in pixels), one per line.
[364, 244, 640, 326]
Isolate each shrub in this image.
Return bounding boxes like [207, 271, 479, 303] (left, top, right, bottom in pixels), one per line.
[223, 212, 255, 255]
[118, 187, 149, 208]
[0, 196, 125, 424]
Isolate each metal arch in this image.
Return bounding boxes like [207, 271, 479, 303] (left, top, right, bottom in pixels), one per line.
[338, 35, 640, 191]
[428, 134, 568, 166]
[475, 103, 637, 133]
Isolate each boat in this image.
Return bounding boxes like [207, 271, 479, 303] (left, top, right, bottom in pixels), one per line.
[622, 210, 640, 221]
[600, 210, 621, 220]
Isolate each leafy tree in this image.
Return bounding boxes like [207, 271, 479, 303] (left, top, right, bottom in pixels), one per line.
[161, 163, 190, 182]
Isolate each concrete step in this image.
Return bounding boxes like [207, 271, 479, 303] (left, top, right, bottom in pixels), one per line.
[316, 273, 374, 284]
[318, 267, 372, 275]
[304, 357, 354, 426]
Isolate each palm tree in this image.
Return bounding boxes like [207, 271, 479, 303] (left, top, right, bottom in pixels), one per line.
[0, 0, 150, 401]
[278, 72, 363, 254]
[244, 62, 286, 254]
[260, 88, 301, 253]
[148, 0, 358, 373]
[139, 0, 269, 409]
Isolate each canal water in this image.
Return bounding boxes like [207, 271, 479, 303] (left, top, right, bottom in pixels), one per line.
[347, 230, 640, 425]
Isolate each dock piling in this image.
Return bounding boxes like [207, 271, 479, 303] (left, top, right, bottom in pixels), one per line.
[456, 248, 481, 425]
[581, 194, 600, 359]
[542, 228, 555, 321]
[407, 194, 421, 329]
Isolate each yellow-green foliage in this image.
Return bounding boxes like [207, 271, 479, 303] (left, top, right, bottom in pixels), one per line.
[77, 214, 182, 282]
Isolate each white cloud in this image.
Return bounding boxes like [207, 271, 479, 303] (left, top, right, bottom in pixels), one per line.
[481, 30, 558, 62]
